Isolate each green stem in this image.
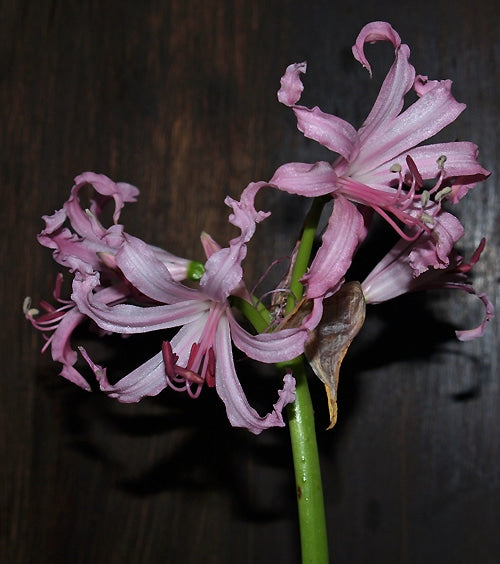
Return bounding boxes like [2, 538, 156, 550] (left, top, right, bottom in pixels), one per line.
[285, 357, 329, 564]
[282, 197, 329, 563]
[231, 295, 270, 333]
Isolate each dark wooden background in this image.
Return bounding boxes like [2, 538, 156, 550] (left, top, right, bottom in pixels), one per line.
[2, 1, 498, 563]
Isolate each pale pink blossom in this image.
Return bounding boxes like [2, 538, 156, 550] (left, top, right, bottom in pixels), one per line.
[26, 172, 198, 389]
[71, 182, 322, 434]
[271, 22, 489, 232]
[37, 171, 195, 279]
[270, 21, 489, 299]
[361, 233, 494, 341]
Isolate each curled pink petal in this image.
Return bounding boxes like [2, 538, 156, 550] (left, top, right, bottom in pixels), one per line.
[357, 45, 414, 140]
[215, 318, 296, 435]
[277, 61, 307, 106]
[277, 61, 357, 159]
[81, 347, 168, 403]
[228, 303, 321, 364]
[414, 75, 441, 96]
[225, 181, 271, 240]
[456, 293, 494, 341]
[304, 196, 366, 299]
[270, 161, 338, 197]
[352, 21, 402, 76]
[201, 182, 270, 303]
[73, 171, 139, 224]
[293, 106, 357, 160]
[200, 246, 245, 303]
[366, 142, 489, 189]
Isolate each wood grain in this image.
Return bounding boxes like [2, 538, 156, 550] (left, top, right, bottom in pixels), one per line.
[2, 1, 498, 563]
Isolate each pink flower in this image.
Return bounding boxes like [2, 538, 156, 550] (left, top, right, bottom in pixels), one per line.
[37, 171, 195, 280]
[26, 172, 198, 389]
[71, 183, 322, 434]
[271, 21, 488, 231]
[361, 231, 494, 341]
[270, 22, 489, 299]
[37, 171, 139, 275]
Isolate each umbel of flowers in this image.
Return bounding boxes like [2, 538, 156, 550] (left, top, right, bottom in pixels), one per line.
[26, 22, 492, 435]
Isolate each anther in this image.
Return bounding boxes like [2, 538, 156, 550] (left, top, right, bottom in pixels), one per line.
[435, 187, 452, 202]
[421, 212, 435, 226]
[23, 297, 39, 317]
[437, 155, 447, 169]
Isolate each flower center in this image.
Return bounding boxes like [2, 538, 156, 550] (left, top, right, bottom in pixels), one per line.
[162, 304, 224, 396]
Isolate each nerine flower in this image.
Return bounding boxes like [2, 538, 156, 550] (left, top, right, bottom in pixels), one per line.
[270, 21, 489, 298]
[36, 171, 196, 280]
[361, 220, 494, 341]
[71, 182, 322, 434]
[25, 172, 197, 389]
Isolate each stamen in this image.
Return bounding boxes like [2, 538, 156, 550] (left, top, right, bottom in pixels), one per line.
[250, 256, 290, 297]
[182, 368, 204, 385]
[84, 208, 107, 236]
[187, 342, 201, 368]
[372, 205, 423, 241]
[390, 163, 402, 173]
[437, 155, 447, 169]
[162, 341, 204, 386]
[205, 348, 216, 387]
[405, 156, 423, 189]
[161, 341, 179, 377]
[23, 297, 39, 317]
[421, 212, 435, 226]
[420, 190, 430, 207]
[435, 187, 452, 202]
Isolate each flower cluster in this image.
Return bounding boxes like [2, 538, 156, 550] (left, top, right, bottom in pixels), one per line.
[27, 22, 492, 433]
